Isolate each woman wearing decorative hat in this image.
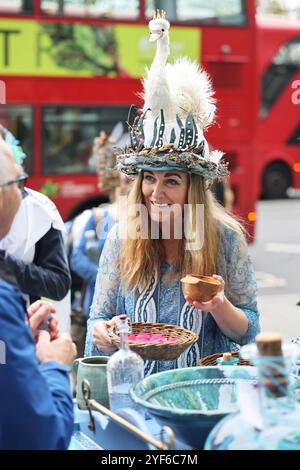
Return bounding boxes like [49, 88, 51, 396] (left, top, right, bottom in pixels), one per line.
[85, 12, 260, 372]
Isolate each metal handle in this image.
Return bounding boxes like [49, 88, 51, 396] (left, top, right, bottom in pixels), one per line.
[82, 379, 95, 431]
[82, 379, 175, 450]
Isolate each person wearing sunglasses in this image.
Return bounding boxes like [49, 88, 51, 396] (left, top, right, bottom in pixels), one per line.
[0, 145, 76, 449]
[0, 130, 71, 327]
[0, 172, 28, 190]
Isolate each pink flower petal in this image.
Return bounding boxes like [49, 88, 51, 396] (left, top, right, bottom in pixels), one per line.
[140, 332, 151, 337]
[128, 334, 137, 341]
[149, 337, 161, 343]
[136, 334, 151, 342]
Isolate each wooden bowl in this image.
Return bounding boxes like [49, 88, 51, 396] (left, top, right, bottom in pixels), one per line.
[180, 274, 221, 303]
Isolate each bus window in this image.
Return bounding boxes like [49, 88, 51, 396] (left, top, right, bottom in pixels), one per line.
[41, 105, 129, 175]
[41, 0, 139, 19]
[0, 0, 34, 15]
[288, 125, 300, 145]
[261, 37, 300, 119]
[0, 104, 33, 174]
[145, 0, 246, 26]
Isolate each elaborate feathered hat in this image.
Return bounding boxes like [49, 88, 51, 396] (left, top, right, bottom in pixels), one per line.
[117, 11, 228, 182]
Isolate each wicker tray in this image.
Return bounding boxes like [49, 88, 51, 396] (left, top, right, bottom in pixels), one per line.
[197, 352, 251, 366]
[107, 322, 198, 361]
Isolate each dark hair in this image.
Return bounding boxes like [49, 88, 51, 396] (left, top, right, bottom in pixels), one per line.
[211, 181, 225, 207]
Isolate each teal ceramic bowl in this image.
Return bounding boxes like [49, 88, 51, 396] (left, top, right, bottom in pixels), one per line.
[131, 366, 257, 449]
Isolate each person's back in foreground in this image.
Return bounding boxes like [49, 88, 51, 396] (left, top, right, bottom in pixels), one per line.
[0, 140, 76, 449]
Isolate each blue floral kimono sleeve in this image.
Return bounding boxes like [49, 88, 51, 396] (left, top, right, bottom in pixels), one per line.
[84, 225, 121, 357]
[216, 227, 260, 348]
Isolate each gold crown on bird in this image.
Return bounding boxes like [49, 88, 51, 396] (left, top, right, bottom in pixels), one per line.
[152, 9, 166, 19]
[117, 11, 228, 181]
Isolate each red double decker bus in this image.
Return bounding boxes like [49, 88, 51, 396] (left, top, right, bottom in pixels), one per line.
[0, 0, 258, 236]
[257, 17, 300, 199]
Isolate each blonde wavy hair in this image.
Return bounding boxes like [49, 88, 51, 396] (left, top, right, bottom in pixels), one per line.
[120, 173, 244, 290]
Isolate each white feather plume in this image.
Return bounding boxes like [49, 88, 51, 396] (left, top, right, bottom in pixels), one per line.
[142, 57, 215, 128]
[165, 58, 216, 128]
[208, 150, 224, 165]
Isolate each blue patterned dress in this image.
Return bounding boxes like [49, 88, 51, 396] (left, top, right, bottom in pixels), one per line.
[85, 224, 260, 374]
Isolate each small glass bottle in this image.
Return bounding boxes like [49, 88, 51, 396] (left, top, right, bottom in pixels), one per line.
[216, 352, 239, 366]
[255, 334, 300, 450]
[107, 315, 144, 413]
[85, 229, 100, 263]
[205, 333, 300, 450]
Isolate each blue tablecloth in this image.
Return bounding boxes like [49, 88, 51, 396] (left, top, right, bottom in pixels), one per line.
[69, 403, 189, 451]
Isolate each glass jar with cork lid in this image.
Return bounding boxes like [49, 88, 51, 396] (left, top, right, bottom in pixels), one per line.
[205, 333, 300, 450]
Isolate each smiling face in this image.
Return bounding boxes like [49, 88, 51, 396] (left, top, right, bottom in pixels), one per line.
[141, 170, 189, 226]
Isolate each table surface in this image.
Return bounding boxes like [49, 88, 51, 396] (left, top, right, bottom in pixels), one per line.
[69, 403, 190, 451]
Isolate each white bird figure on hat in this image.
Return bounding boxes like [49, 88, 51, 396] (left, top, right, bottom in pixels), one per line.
[141, 10, 216, 152]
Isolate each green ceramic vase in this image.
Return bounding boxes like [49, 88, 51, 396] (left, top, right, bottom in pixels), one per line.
[73, 356, 109, 409]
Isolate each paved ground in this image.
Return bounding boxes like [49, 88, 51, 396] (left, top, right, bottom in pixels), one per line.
[249, 199, 300, 341]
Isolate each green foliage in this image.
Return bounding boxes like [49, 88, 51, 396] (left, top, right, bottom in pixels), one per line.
[258, 0, 289, 15]
[41, 23, 119, 75]
[40, 180, 60, 197]
[267, 0, 285, 14]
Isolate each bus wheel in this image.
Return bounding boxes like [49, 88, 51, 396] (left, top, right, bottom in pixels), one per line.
[262, 163, 291, 199]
